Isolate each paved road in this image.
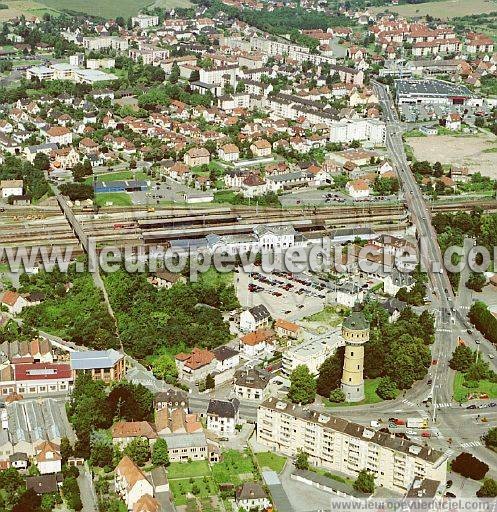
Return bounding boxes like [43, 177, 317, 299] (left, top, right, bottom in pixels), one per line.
[77, 462, 99, 512]
[373, 80, 497, 469]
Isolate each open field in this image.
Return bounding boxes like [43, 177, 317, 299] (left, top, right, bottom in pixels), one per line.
[409, 134, 497, 178]
[0, 0, 59, 21]
[151, 0, 192, 8]
[372, 0, 497, 19]
[37, 0, 154, 18]
[94, 192, 133, 207]
[324, 378, 384, 407]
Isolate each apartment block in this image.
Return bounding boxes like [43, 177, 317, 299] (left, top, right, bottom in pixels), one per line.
[257, 398, 447, 493]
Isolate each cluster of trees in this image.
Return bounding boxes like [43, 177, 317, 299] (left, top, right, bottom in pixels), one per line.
[396, 266, 428, 306]
[0, 155, 49, 201]
[59, 183, 94, 201]
[104, 269, 237, 358]
[449, 343, 496, 394]
[68, 374, 154, 460]
[0, 466, 69, 511]
[314, 304, 434, 402]
[452, 452, 488, 481]
[372, 176, 399, 196]
[21, 268, 119, 350]
[288, 365, 317, 404]
[469, 301, 497, 346]
[137, 82, 212, 110]
[483, 426, 497, 452]
[364, 306, 433, 390]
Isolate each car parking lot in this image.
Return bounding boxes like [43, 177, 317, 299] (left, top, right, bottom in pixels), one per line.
[236, 268, 327, 321]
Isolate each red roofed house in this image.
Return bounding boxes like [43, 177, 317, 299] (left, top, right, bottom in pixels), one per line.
[274, 319, 301, 340]
[346, 179, 370, 199]
[445, 113, 461, 131]
[0, 291, 29, 315]
[35, 441, 62, 474]
[44, 126, 73, 145]
[239, 329, 275, 357]
[175, 348, 216, 382]
[115, 456, 154, 511]
[111, 421, 158, 448]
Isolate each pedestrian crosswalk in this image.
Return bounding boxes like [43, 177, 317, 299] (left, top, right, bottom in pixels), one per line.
[434, 402, 453, 409]
[401, 398, 417, 407]
[442, 449, 454, 459]
[436, 328, 452, 333]
[459, 441, 482, 448]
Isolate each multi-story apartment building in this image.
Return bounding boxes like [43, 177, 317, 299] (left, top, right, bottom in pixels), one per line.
[70, 349, 126, 383]
[82, 36, 129, 52]
[257, 398, 448, 493]
[131, 14, 159, 29]
[282, 330, 344, 375]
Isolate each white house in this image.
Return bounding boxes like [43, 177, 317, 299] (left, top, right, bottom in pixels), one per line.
[212, 346, 240, 372]
[346, 179, 370, 199]
[206, 398, 240, 437]
[0, 180, 23, 198]
[0, 291, 29, 315]
[218, 143, 240, 162]
[446, 113, 461, 131]
[236, 482, 271, 511]
[35, 441, 62, 475]
[239, 304, 271, 332]
[239, 329, 275, 357]
[115, 455, 154, 511]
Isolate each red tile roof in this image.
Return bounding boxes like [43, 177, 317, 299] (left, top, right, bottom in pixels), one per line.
[13, 362, 72, 381]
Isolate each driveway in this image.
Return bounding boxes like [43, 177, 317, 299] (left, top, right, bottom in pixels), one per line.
[78, 463, 98, 512]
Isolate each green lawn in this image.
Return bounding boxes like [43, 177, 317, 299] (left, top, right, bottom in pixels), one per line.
[168, 461, 211, 479]
[255, 452, 286, 473]
[453, 372, 497, 402]
[304, 305, 350, 328]
[38, 0, 154, 17]
[211, 450, 256, 486]
[94, 192, 132, 207]
[86, 170, 148, 185]
[198, 267, 234, 288]
[324, 378, 384, 408]
[169, 478, 218, 507]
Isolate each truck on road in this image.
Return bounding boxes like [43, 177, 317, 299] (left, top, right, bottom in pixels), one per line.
[406, 418, 429, 429]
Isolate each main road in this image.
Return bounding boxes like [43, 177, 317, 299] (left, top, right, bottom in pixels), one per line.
[373, 80, 497, 469]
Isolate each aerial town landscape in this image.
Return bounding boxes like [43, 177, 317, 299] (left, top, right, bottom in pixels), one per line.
[1, 0, 497, 510]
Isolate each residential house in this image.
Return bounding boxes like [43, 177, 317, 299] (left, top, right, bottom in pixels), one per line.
[184, 147, 210, 167]
[206, 398, 240, 437]
[233, 368, 270, 401]
[0, 291, 29, 315]
[239, 304, 271, 332]
[239, 329, 275, 357]
[111, 421, 158, 448]
[235, 482, 271, 511]
[346, 179, 370, 199]
[0, 180, 23, 198]
[115, 456, 154, 511]
[35, 441, 62, 474]
[44, 126, 73, 145]
[250, 139, 272, 157]
[274, 319, 300, 339]
[218, 143, 240, 162]
[175, 348, 216, 382]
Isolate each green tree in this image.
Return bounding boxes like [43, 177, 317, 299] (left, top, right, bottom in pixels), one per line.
[288, 365, 316, 405]
[107, 382, 154, 422]
[205, 373, 215, 390]
[329, 388, 346, 403]
[316, 347, 344, 398]
[466, 272, 486, 292]
[90, 430, 114, 468]
[483, 427, 497, 450]
[33, 152, 50, 171]
[123, 438, 150, 466]
[295, 449, 309, 470]
[353, 469, 375, 494]
[449, 345, 475, 372]
[60, 436, 73, 464]
[477, 478, 497, 497]
[151, 438, 170, 467]
[376, 377, 398, 400]
[170, 62, 180, 84]
[151, 354, 178, 383]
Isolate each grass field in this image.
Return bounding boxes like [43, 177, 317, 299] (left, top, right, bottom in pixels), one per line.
[37, 0, 155, 18]
[0, 1, 60, 21]
[198, 267, 234, 288]
[94, 192, 132, 207]
[324, 378, 384, 408]
[453, 372, 497, 402]
[168, 461, 211, 479]
[304, 305, 350, 328]
[372, 0, 497, 19]
[85, 170, 148, 185]
[255, 452, 287, 473]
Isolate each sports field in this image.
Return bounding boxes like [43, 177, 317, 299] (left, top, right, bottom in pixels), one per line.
[372, 0, 497, 19]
